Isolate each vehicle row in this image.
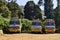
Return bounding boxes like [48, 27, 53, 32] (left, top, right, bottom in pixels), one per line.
[6, 18, 56, 33]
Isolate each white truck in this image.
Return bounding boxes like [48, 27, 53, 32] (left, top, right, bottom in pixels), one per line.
[31, 20, 42, 33]
[8, 17, 21, 33]
[45, 19, 56, 33]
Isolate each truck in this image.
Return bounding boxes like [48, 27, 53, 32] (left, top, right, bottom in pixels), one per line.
[45, 19, 56, 33]
[8, 17, 21, 33]
[31, 20, 42, 33]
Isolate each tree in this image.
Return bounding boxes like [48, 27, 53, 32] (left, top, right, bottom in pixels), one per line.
[24, 1, 42, 20]
[7, 1, 22, 18]
[54, 0, 60, 32]
[38, 0, 43, 6]
[0, 0, 11, 18]
[44, 0, 54, 19]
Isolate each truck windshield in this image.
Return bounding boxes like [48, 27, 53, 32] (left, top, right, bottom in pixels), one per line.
[10, 21, 20, 25]
[32, 22, 41, 26]
[15, 21, 20, 24]
[46, 22, 55, 26]
[10, 21, 14, 24]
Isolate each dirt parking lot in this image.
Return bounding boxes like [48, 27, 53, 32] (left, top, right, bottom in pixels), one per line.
[0, 33, 60, 40]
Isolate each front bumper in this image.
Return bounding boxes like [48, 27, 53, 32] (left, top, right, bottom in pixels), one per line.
[8, 28, 21, 32]
[45, 30, 55, 33]
[31, 30, 42, 32]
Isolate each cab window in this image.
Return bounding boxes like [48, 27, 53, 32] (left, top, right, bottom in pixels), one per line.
[46, 22, 55, 26]
[32, 22, 41, 26]
[10, 21, 20, 25]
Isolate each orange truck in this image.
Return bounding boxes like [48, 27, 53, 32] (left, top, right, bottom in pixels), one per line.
[31, 20, 42, 33]
[45, 19, 56, 33]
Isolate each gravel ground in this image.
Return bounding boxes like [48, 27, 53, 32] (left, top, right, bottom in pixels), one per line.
[0, 33, 60, 40]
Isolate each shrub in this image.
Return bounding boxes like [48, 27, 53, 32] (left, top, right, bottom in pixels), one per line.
[20, 19, 32, 32]
[0, 18, 10, 33]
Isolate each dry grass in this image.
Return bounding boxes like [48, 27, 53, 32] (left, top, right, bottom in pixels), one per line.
[0, 33, 60, 40]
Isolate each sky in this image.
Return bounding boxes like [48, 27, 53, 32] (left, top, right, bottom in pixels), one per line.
[6, 0, 57, 10]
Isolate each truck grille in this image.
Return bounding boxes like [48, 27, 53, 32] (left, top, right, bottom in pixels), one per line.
[45, 27, 55, 30]
[32, 26, 42, 30]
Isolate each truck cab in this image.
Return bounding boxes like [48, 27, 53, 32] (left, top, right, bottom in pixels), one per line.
[45, 19, 56, 33]
[31, 20, 42, 33]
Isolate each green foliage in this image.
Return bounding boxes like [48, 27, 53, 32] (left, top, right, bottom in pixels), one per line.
[0, 15, 10, 30]
[41, 20, 46, 32]
[20, 19, 32, 32]
[7, 1, 22, 17]
[0, 19, 4, 30]
[0, 0, 11, 18]
[1, 7, 11, 18]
